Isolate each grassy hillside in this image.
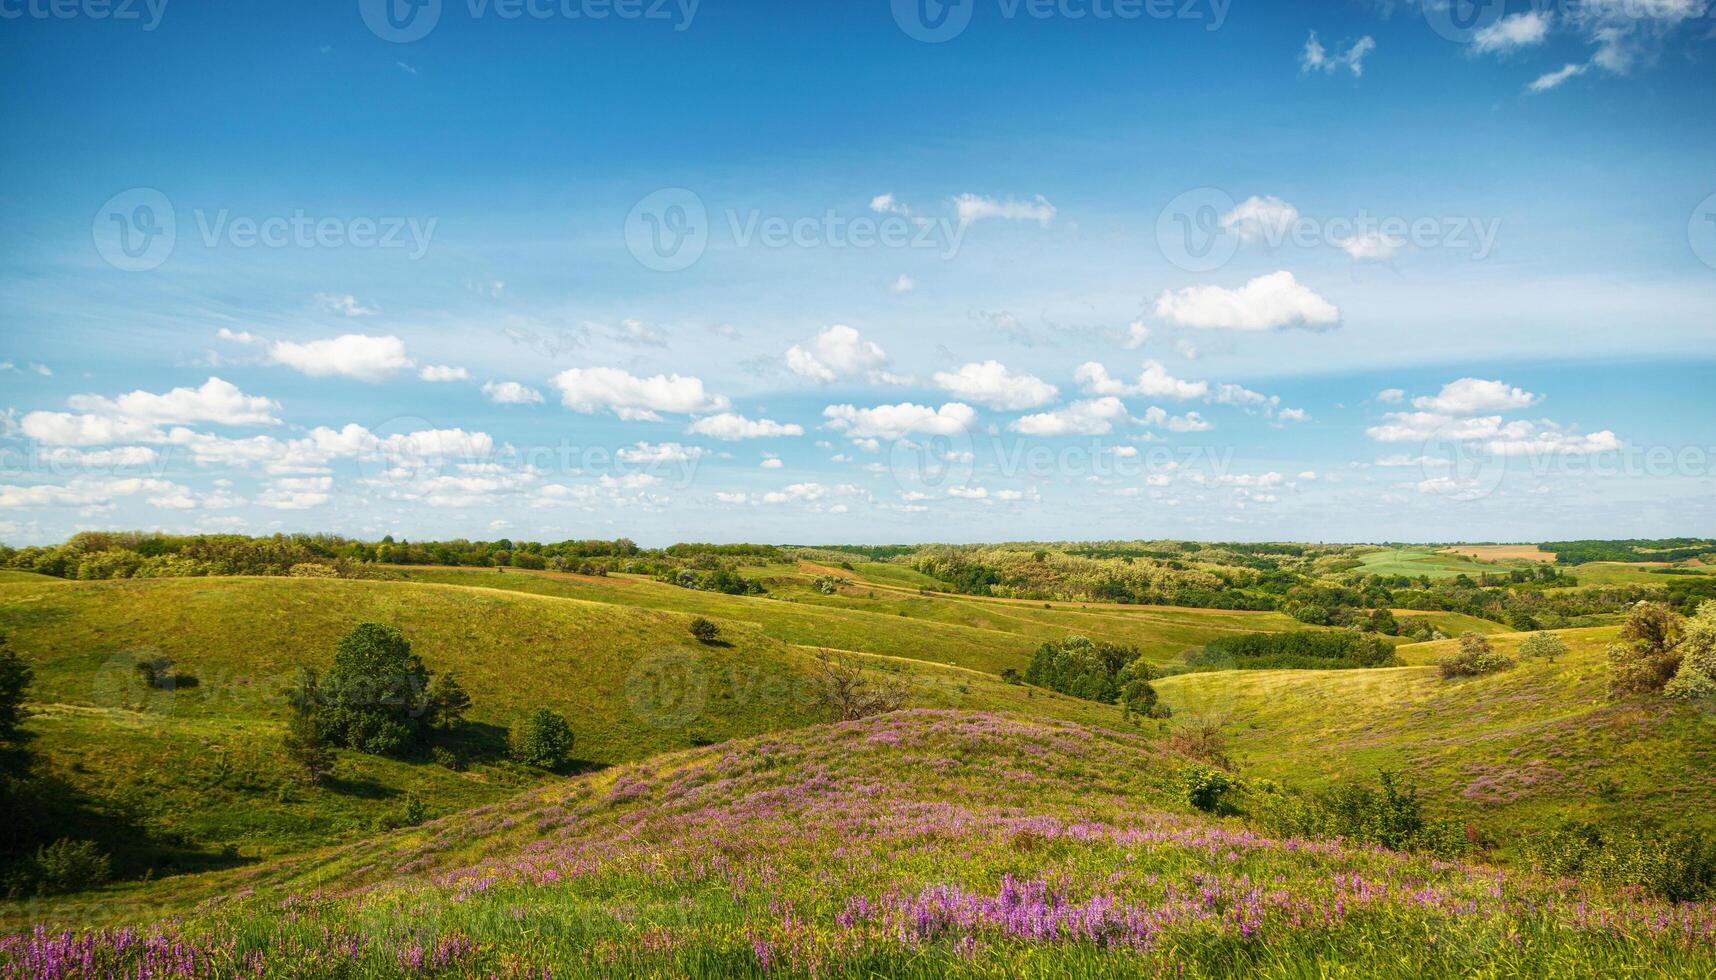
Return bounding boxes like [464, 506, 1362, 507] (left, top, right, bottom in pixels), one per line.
[1154, 627, 1716, 848]
[8, 711, 1712, 977]
[0, 575, 1122, 870]
[1390, 609, 1512, 636]
[1355, 547, 1509, 579]
[388, 564, 1310, 669]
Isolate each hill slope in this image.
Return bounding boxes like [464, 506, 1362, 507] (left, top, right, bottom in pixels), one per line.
[7, 711, 1712, 977]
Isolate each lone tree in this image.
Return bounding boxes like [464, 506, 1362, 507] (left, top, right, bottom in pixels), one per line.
[1519, 632, 1568, 663]
[809, 649, 907, 721]
[688, 617, 721, 644]
[426, 672, 472, 731]
[317, 623, 433, 756]
[1608, 602, 1687, 696]
[281, 669, 335, 785]
[511, 709, 575, 771]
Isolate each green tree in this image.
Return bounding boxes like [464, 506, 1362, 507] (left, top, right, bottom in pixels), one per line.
[688, 617, 721, 644]
[511, 709, 575, 771]
[1519, 632, 1568, 663]
[0, 636, 32, 743]
[1609, 602, 1687, 696]
[426, 672, 472, 730]
[281, 670, 335, 785]
[318, 623, 431, 756]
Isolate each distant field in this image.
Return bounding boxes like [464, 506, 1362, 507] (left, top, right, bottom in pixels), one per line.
[1444, 544, 1554, 562]
[1389, 609, 1511, 636]
[1564, 561, 1716, 587]
[1355, 547, 1505, 578]
[1155, 626, 1716, 851]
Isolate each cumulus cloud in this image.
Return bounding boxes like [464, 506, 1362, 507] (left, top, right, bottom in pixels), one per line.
[1220, 195, 1299, 244]
[1333, 229, 1403, 261]
[1138, 406, 1212, 433]
[66, 377, 280, 427]
[482, 381, 544, 405]
[269, 334, 413, 382]
[1154, 271, 1339, 331]
[1074, 361, 1209, 401]
[1300, 32, 1375, 77]
[550, 367, 728, 421]
[823, 402, 977, 441]
[687, 413, 805, 441]
[1412, 378, 1539, 415]
[932, 361, 1058, 410]
[617, 442, 706, 464]
[785, 325, 905, 384]
[1278, 407, 1311, 423]
[0, 476, 192, 510]
[951, 193, 1056, 226]
[1010, 397, 1130, 436]
[418, 365, 469, 382]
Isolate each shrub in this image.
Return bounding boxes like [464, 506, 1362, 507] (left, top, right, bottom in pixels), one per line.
[281, 670, 335, 786]
[809, 649, 907, 721]
[431, 746, 465, 770]
[1166, 717, 1230, 768]
[1519, 631, 1568, 663]
[32, 839, 111, 895]
[1664, 602, 1716, 701]
[1439, 633, 1515, 678]
[1524, 820, 1716, 902]
[1181, 764, 1238, 815]
[1609, 602, 1688, 696]
[688, 617, 721, 644]
[1186, 630, 1399, 671]
[426, 673, 471, 730]
[1250, 771, 1469, 858]
[1025, 636, 1157, 705]
[511, 709, 575, 771]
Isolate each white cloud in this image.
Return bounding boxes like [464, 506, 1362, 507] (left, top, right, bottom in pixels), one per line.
[890, 274, 916, 293]
[932, 361, 1058, 410]
[418, 365, 469, 382]
[951, 193, 1056, 226]
[66, 377, 281, 427]
[314, 293, 377, 317]
[1472, 11, 1551, 54]
[615, 318, 668, 347]
[1377, 388, 1405, 404]
[1278, 407, 1311, 423]
[0, 476, 189, 509]
[482, 381, 544, 405]
[785, 325, 902, 384]
[1300, 32, 1375, 77]
[1074, 361, 1209, 401]
[257, 476, 333, 510]
[269, 334, 413, 382]
[1220, 195, 1299, 244]
[1154, 271, 1339, 331]
[1138, 406, 1212, 433]
[1333, 229, 1403, 261]
[824, 402, 977, 441]
[1529, 62, 1588, 92]
[1213, 382, 1276, 408]
[617, 442, 705, 463]
[687, 413, 805, 440]
[550, 367, 728, 421]
[1123, 321, 1151, 349]
[760, 457, 784, 469]
[1486, 429, 1622, 456]
[1367, 412, 1505, 443]
[1412, 378, 1539, 415]
[870, 193, 907, 215]
[1010, 397, 1129, 436]
[216, 328, 262, 345]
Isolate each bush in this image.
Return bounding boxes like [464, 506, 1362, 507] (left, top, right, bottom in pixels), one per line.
[1609, 602, 1688, 696]
[688, 617, 721, 644]
[0, 637, 32, 743]
[1519, 631, 1568, 662]
[1250, 771, 1469, 858]
[810, 650, 907, 720]
[1439, 632, 1515, 678]
[32, 839, 111, 895]
[1024, 636, 1162, 709]
[1664, 602, 1716, 700]
[1185, 630, 1399, 672]
[511, 709, 575, 771]
[316, 624, 433, 756]
[1181, 764, 1238, 815]
[1524, 820, 1716, 902]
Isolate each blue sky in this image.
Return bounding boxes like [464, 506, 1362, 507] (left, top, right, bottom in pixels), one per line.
[1, 0, 1713, 545]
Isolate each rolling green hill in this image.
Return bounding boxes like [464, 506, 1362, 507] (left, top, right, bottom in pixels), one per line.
[6, 711, 1711, 977]
[1154, 626, 1716, 848]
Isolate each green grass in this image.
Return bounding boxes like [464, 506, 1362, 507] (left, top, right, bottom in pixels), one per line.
[1354, 547, 1509, 579]
[8, 711, 1713, 977]
[1391, 609, 1512, 637]
[1561, 561, 1716, 587]
[1154, 626, 1716, 851]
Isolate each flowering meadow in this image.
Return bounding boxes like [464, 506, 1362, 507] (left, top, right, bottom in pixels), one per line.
[6, 710, 1716, 978]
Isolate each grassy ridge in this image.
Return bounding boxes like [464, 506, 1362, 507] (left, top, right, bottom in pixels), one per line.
[0, 575, 1124, 871]
[6, 711, 1713, 976]
[1155, 627, 1716, 848]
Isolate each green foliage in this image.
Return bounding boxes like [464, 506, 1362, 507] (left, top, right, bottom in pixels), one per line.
[1184, 630, 1399, 672]
[1608, 602, 1687, 696]
[1519, 631, 1569, 662]
[1024, 636, 1160, 712]
[1438, 632, 1515, 678]
[1249, 771, 1470, 858]
[1180, 763, 1238, 815]
[281, 671, 335, 786]
[688, 617, 721, 643]
[316, 624, 432, 756]
[665, 568, 764, 596]
[1664, 602, 1716, 701]
[0, 635, 31, 743]
[426, 672, 472, 730]
[1525, 820, 1716, 902]
[31, 838, 111, 895]
[511, 709, 575, 772]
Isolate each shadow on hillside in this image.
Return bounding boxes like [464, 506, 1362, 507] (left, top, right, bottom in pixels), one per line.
[322, 774, 393, 799]
[437, 721, 510, 763]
